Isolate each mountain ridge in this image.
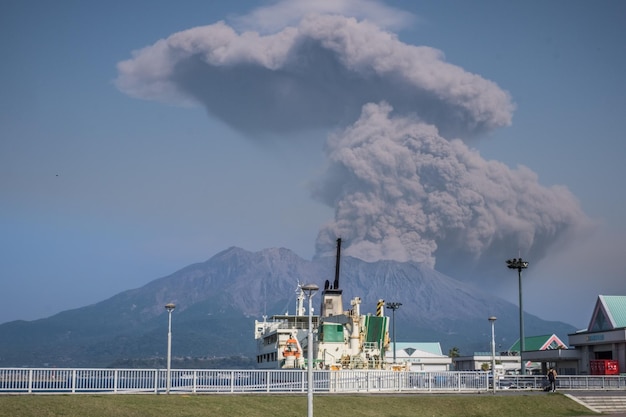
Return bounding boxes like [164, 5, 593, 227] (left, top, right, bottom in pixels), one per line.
[0, 246, 576, 367]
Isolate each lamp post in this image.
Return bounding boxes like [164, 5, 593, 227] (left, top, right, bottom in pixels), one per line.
[386, 302, 402, 364]
[165, 303, 176, 394]
[301, 284, 319, 417]
[506, 258, 528, 375]
[488, 316, 497, 393]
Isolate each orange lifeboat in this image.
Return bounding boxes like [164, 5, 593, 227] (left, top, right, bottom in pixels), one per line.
[283, 337, 301, 358]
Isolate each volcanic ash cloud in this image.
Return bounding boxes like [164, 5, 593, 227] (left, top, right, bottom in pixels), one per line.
[115, 13, 513, 138]
[115, 7, 592, 278]
[312, 102, 591, 276]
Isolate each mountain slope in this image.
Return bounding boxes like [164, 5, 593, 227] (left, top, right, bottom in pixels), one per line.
[0, 247, 576, 367]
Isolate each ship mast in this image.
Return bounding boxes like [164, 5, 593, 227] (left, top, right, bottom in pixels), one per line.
[296, 283, 306, 316]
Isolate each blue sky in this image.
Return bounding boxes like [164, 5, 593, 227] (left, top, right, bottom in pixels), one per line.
[1, 0, 625, 329]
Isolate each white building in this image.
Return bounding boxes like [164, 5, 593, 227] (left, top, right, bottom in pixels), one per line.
[453, 352, 520, 373]
[386, 342, 452, 371]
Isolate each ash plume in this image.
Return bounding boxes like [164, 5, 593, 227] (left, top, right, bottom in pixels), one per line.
[116, 12, 513, 138]
[116, 1, 592, 285]
[312, 102, 591, 282]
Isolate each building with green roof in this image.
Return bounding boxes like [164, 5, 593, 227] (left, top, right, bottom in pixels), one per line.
[587, 295, 626, 331]
[568, 295, 626, 374]
[453, 335, 567, 374]
[522, 295, 626, 375]
[509, 334, 567, 353]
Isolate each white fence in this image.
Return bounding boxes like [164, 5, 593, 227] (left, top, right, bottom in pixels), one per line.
[497, 374, 626, 390]
[0, 368, 624, 394]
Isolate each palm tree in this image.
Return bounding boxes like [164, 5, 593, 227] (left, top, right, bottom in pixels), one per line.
[448, 347, 460, 358]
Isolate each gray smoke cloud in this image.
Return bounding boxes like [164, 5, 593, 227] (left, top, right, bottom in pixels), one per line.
[116, 2, 592, 284]
[116, 13, 513, 139]
[313, 102, 591, 281]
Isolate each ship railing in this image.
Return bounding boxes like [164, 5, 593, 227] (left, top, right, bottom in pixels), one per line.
[1, 368, 625, 394]
[362, 341, 380, 351]
[273, 321, 310, 330]
[321, 350, 338, 367]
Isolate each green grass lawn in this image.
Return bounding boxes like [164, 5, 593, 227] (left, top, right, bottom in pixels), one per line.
[0, 393, 597, 417]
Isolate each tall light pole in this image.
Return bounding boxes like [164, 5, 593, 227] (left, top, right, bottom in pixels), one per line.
[386, 302, 402, 364]
[506, 258, 528, 375]
[489, 316, 497, 393]
[302, 284, 318, 417]
[165, 303, 176, 394]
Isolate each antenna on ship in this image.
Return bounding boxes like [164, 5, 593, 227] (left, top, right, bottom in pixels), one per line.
[263, 273, 268, 317]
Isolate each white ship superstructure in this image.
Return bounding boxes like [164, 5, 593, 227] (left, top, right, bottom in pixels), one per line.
[254, 239, 390, 369]
[254, 285, 318, 369]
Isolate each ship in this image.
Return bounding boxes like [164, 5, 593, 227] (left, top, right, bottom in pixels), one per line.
[254, 238, 390, 370]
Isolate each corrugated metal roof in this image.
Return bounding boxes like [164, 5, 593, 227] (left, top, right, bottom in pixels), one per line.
[601, 295, 626, 328]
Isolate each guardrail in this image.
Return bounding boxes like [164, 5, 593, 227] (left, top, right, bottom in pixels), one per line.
[497, 374, 626, 390]
[0, 368, 624, 394]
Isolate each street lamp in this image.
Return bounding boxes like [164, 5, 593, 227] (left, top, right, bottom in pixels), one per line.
[386, 302, 402, 364]
[165, 303, 176, 394]
[301, 284, 319, 417]
[488, 316, 497, 393]
[506, 257, 529, 375]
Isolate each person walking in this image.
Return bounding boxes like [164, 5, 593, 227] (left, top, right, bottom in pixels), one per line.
[547, 367, 557, 392]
